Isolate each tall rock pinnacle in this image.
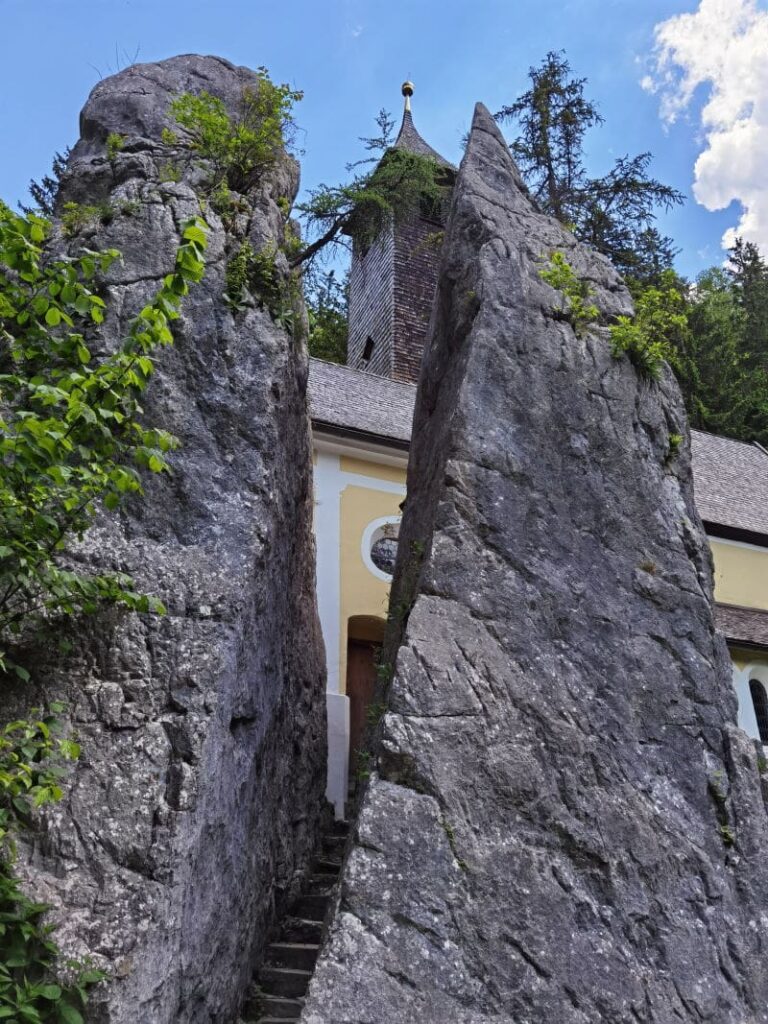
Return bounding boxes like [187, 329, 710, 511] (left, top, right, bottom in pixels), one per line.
[301, 105, 768, 1023]
[8, 56, 327, 1023]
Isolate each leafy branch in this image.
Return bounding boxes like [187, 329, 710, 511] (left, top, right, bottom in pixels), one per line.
[0, 204, 209, 673]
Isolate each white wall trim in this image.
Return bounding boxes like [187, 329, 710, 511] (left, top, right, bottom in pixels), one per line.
[733, 660, 768, 743]
[326, 692, 350, 819]
[342, 473, 407, 496]
[313, 432, 409, 468]
[313, 451, 343, 696]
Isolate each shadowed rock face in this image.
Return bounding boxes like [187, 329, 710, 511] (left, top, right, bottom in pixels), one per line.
[8, 56, 326, 1023]
[301, 105, 768, 1024]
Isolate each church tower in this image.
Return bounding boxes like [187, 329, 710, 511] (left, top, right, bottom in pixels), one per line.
[346, 82, 455, 384]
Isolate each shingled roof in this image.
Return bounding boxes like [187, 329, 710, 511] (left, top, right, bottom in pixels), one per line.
[308, 358, 414, 447]
[690, 430, 768, 539]
[715, 604, 768, 650]
[393, 108, 454, 169]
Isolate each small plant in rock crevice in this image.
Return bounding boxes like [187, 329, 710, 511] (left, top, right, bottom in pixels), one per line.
[667, 432, 683, 456]
[356, 749, 372, 781]
[105, 132, 124, 164]
[540, 251, 599, 337]
[60, 201, 115, 238]
[224, 240, 295, 330]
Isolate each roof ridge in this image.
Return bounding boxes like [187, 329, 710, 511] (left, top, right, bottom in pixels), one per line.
[692, 427, 763, 451]
[309, 356, 417, 391]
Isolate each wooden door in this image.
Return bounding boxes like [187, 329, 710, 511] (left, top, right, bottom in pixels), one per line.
[347, 639, 380, 776]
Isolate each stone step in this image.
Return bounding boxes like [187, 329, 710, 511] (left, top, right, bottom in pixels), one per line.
[305, 873, 336, 895]
[280, 916, 323, 943]
[258, 965, 312, 998]
[312, 857, 341, 874]
[253, 993, 304, 1020]
[290, 893, 329, 921]
[321, 833, 346, 857]
[243, 987, 304, 1020]
[265, 941, 320, 971]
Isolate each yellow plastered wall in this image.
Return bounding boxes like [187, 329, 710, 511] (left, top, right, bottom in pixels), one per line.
[710, 539, 768, 612]
[338, 467, 406, 693]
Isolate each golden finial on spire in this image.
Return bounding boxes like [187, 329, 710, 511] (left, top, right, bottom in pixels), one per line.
[401, 80, 414, 113]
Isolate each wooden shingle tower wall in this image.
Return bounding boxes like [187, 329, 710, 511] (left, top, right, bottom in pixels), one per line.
[347, 83, 455, 384]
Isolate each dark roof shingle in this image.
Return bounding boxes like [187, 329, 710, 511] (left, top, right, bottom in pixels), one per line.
[393, 110, 454, 169]
[715, 604, 768, 649]
[690, 431, 768, 538]
[308, 358, 415, 446]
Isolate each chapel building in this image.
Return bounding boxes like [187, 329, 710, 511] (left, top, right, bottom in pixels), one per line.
[307, 84, 768, 817]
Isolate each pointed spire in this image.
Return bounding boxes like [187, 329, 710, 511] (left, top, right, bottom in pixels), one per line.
[402, 80, 414, 113]
[393, 80, 454, 169]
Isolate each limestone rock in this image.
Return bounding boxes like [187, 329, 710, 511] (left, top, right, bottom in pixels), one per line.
[7, 56, 326, 1023]
[301, 105, 768, 1023]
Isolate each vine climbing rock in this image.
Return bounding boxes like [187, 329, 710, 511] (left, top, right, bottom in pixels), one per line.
[7, 56, 326, 1023]
[300, 105, 768, 1024]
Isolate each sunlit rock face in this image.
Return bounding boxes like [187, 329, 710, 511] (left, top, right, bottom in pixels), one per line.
[9, 55, 326, 1023]
[301, 105, 768, 1024]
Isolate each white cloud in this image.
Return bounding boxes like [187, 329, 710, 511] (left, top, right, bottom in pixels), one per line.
[644, 0, 768, 254]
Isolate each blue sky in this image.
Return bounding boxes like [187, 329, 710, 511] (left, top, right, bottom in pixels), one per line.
[0, 0, 763, 278]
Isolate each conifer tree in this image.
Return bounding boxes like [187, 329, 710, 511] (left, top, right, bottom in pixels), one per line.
[497, 52, 684, 287]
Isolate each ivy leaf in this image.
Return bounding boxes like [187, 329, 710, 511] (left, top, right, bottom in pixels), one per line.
[57, 1005, 84, 1024]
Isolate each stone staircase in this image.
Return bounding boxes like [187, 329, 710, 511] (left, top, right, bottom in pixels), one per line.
[241, 819, 349, 1023]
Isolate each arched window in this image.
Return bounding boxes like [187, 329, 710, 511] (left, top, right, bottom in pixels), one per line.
[749, 679, 768, 743]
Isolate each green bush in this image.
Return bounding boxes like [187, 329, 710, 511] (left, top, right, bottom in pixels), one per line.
[609, 273, 683, 380]
[167, 69, 303, 193]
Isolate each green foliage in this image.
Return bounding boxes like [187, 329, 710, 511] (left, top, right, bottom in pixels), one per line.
[224, 240, 255, 308]
[60, 202, 115, 239]
[719, 824, 735, 847]
[296, 147, 448, 269]
[497, 51, 683, 286]
[0, 709, 104, 1021]
[0, 707, 78, 846]
[158, 162, 181, 185]
[0, 198, 208, 1022]
[729, 238, 768, 369]
[0, 203, 208, 671]
[541, 254, 680, 379]
[668, 433, 683, 456]
[168, 70, 303, 193]
[105, 133, 124, 163]
[540, 252, 599, 336]
[365, 702, 386, 727]
[20, 151, 71, 220]
[609, 271, 684, 379]
[305, 268, 347, 364]
[224, 240, 296, 330]
[355, 749, 372, 781]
